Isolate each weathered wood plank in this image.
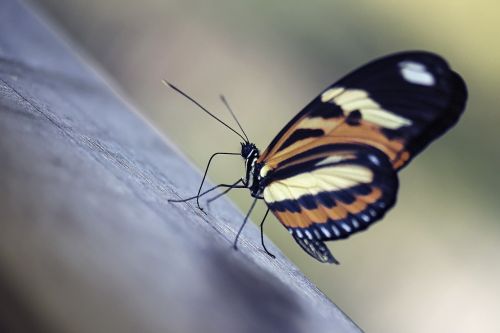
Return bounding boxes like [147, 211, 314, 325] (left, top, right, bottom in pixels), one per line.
[0, 1, 361, 332]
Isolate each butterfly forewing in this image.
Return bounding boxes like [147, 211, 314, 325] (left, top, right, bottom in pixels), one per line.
[259, 51, 467, 263]
[258, 51, 467, 170]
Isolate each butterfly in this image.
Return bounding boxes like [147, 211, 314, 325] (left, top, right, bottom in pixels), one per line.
[167, 51, 467, 264]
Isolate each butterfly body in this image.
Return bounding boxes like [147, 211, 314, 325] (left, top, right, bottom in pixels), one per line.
[170, 51, 467, 264]
[240, 142, 264, 198]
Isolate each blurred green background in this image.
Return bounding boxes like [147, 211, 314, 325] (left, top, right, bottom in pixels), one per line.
[34, 0, 499, 332]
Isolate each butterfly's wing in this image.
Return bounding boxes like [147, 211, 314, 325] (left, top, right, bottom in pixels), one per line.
[259, 51, 467, 170]
[258, 51, 467, 263]
[263, 145, 398, 263]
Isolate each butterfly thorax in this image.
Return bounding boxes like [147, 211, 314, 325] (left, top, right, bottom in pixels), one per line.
[241, 142, 265, 197]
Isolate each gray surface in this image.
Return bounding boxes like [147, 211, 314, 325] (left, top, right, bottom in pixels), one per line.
[0, 1, 361, 332]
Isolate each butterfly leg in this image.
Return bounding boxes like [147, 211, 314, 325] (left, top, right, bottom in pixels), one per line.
[259, 208, 275, 259]
[169, 179, 245, 206]
[206, 179, 243, 209]
[233, 197, 258, 250]
[194, 152, 240, 211]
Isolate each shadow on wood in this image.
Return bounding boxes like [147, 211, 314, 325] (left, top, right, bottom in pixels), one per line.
[0, 1, 361, 332]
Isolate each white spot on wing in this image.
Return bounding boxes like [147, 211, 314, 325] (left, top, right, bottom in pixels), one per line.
[321, 226, 331, 238]
[399, 61, 435, 86]
[296, 230, 303, 238]
[305, 230, 313, 240]
[341, 223, 351, 233]
[368, 154, 380, 166]
[331, 225, 340, 237]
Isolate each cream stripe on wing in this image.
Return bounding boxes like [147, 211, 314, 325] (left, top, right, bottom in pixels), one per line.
[320, 87, 345, 102]
[321, 87, 412, 129]
[264, 164, 373, 203]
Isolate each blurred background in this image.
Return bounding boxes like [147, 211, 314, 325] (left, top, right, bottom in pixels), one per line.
[32, 0, 499, 332]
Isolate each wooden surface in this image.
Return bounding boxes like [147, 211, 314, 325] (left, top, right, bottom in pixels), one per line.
[0, 1, 361, 332]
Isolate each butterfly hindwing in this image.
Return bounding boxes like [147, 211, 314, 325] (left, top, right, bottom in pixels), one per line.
[263, 146, 398, 263]
[292, 236, 338, 264]
[258, 51, 466, 262]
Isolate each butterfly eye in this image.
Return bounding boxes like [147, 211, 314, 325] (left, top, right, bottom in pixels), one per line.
[240, 143, 248, 157]
[240, 143, 258, 159]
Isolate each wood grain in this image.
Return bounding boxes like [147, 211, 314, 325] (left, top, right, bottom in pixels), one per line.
[0, 1, 361, 332]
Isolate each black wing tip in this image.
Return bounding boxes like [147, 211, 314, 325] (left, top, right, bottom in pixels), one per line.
[327, 254, 340, 265]
[391, 50, 469, 103]
[450, 70, 468, 112]
[317, 246, 340, 264]
[439, 69, 468, 133]
[407, 66, 468, 158]
[293, 235, 340, 264]
[361, 50, 448, 69]
[381, 50, 442, 58]
[377, 50, 450, 63]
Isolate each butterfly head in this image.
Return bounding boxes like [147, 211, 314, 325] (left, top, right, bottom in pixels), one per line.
[240, 142, 259, 159]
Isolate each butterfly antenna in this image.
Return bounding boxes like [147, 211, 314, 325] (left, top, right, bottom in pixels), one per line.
[163, 80, 247, 142]
[219, 94, 249, 143]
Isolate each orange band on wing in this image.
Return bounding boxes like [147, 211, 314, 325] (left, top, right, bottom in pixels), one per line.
[272, 187, 383, 228]
[261, 120, 405, 170]
[393, 150, 411, 169]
